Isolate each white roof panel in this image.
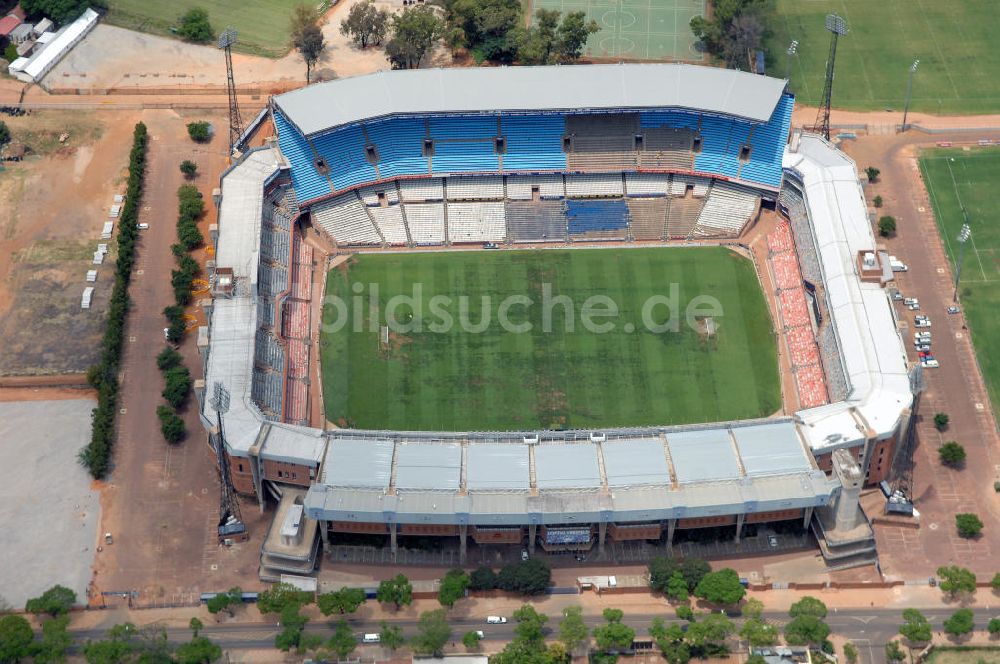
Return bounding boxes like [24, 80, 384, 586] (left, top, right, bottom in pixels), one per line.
[466, 445, 529, 490]
[602, 438, 671, 487]
[534, 443, 601, 489]
[667, 429, 740, 484]
[395, 442, 462, 491]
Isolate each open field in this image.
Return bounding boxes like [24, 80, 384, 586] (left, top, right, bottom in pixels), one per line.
[768, 0, 1000, 114]
[530, 0, 703, 61]
[320, 247, 780, 431]
[920, 148, 1000, 418]
[927, 647, 1000, 664]
[104, 0, 307, 57]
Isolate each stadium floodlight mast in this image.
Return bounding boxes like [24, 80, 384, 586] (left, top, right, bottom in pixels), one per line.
[901, 60, 920, 132]
[813, 14, 849, 140]
[953, 219, 972, 303]
[218, 27, 244, 155]
[786, 40, 799, 89]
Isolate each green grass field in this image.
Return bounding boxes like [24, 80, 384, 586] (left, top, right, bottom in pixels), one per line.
[104, 0, 307, 57]
[767, 0, 1000, 114]
[320, 247, 780, 431]
[529, 0, 704, 61]
[920, 148, 1000, 416]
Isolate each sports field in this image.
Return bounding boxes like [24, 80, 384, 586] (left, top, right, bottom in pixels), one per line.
[320, 247, 780, 431]
[104, 0, 304, 57]
[530, 0, 704, 61]
[768, 0, 1000, 114]
[920, 149, 1000, 416]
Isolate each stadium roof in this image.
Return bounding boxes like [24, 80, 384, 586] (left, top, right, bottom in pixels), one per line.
[602, 438, 671, 487]
[667, 429, 741, 484]
[272, 64, 789, 137]
[395, 442, 462, 491]
[466, 445, 530, 491]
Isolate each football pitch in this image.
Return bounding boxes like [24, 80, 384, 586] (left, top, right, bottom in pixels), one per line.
[320, 247, 780, 431]
[768, 0, 1000, 114]
[529, 0, 705, 61]
[920, 149, 1000, 416]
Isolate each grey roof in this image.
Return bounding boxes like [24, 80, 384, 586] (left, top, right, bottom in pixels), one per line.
[667, 429, 740, 484]
[272, 64, 788, 137]
[732, 421, 811, 477]
[260, 423, 326, 466]
[322, 438, 394, 488]
[534, 443, 602, 489]
[395, 442, 462, 491]
[602, 438, 671, 487]
[466, 445, 530, 491]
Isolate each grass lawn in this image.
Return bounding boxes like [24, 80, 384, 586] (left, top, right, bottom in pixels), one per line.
[926, 646, 1000, 664]
[767, 0, 1000, 114]
[920, 148, 1000, 417]
[104, 0, 308, 57]
[320, 247, 779, 431]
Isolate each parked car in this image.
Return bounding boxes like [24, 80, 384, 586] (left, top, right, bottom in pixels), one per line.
[137, 223, 149, 230]
[922, 359, 940, 368]
[947, 306, 961, 314]
[767, 535, 778, 548]
[915, 319, 932, 328]
[362, 634, 381, 644]
[890, 289, 904, 301]
[487, 616, 507, 624]
[907, 302, 920, 311]
[483, 242, 499, 249]
[915, 344, 931, 352]
[903, 298, 918, 306]
[914, 332, 932, 340]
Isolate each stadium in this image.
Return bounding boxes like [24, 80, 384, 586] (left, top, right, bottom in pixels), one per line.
[196, 64, 916, 577]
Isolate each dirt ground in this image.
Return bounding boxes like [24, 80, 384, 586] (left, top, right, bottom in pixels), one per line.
[0, 110, 138, 375]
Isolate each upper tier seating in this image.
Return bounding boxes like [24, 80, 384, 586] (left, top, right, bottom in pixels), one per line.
[500, 115, 567, 171]
[506, 174, 564, 200]
[311, 125, 376, 190]
[567, 135, 636, 171]
[405, 203, 446, 244]
[691, 184, 759, 237]
[694, 116, 738, 177]
[274, 111, 330, 202]
[640, 127, 696, 170]
[566, 173, 624, 197]
[446, 202, 506, 243]
[446, 175, 504, 200]
[505, 200, 567, 242]
[365, 117, 428, 179]
[371, 204, 409, 245]
[430, 115, 499, 173]
[399, 177, 444, 202]
[741, 94, 794, 187]
[640, 111, 699, 130]
[311, 193, 382, 245]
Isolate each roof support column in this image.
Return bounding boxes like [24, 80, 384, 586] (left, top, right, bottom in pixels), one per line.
[666, 519, 676, 549]
[803, 506, 814, 529]
[320, 521, 329, 546]
[598, 521, 607, 560]
[734, 513, 745, 543]
[389, 521, 398, 561]
[528, 523, 537, 555]
[459, 524, 467, 565]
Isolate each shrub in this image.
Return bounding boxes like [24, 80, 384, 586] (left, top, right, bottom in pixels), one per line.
[156, 346, 183, 371]
[934, 412, 950, 430]
[468, 566, 497, 591]
[187, 121, 212, 143]
[873, 194, 883, 208]
[162, 365, 192, 408]
[865, 166, 880, 183]
[3, 43, 17, 64]
[157, 405, 186, 444]
[178, 8, 214, 43]
[180, 160, 198, 178]
[956, 513, 984, 538]
[0, 120, 8, 147]
[878, 215, 897, 237]
[939, 441, 966, 467]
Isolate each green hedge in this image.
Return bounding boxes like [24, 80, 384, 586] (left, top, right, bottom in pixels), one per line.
[80, 123, 149, 479]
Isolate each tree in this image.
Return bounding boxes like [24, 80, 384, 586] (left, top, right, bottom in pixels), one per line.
[878, 215, 897, 237]
[694, 568, 745, 606]
[937, 565, 977, 598]
[515, 9, 597, 64]
[988, 618, 1000, 635]
[26, 585, 77, 617]
[688, 0, 772, 68]
[162, 365, 192, 408]
[178, 8, 214, 43]
[956, 513, 984, 538]
[943, 608, 974, 637]
[939, 441, 967, 467]
[340, 0, 391, 48]
[386, 5, 443, 69]
[294, 24, 325, 83]
[992, 572, 1000, 592]
[885, 640, 906, 662]
[411, 609, 451, 657]
[496, 559, 551, 596]
[438, 568, 470, 607]
[843, 642, 859, 664]
[318, 587, 366, 615]
[559, 605, 589, 654]
[873, 195, 883, 208]
[187, 122, 212, 143]
[680, 557, 711, 591]
[934, 412, 950, 430]
[740, 618, 778, 647]
[666, 570, 689, 602]
[205, 588, 241, 617]
[554, 11, 598, 61]
[377, 573, 413, 609]
[443, 0, 521, 62]
[175, 636, 221, 664]
[789, 596, 827, 619]
[649, 556, 680, 593]
[469, 566, 497, 590]
[899, 608, 932, 643]
[0, 121, 9, 147]
[686, 613, 734, 658]
[188, 618, 203, 637]
[32, 615, 71, 664]
[0, 615, 33, 664]
[325, 620, 356, 659]
[784, 615, 830, 646]
[180, 161, 197, 179]
[650, 618, 689, 664]
[156, 347, 183, 371]
[513, 604, 548, 645]
[865, 166, 880, 183]
[274, 604, 308, 652]
[462, 630, 482, 650]
[743, 597, 764, 620]
[157, 406, 186, 444]
[593, 608, 635, 653]
[257, 582, 313, 614]
[380, 622, 405, 651]
[21, 0, 90, 23]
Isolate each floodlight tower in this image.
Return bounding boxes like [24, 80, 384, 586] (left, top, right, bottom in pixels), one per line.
[953, 219, 972, 303]
[210, 382, 246, 541]
[785, 40, 799, 89]
[218, 28, 244, 154]
[901, 60, 920, 132]
[813, 14, 849, 141]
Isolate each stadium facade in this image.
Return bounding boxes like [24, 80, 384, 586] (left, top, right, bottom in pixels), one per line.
[196, 64, 914, 573]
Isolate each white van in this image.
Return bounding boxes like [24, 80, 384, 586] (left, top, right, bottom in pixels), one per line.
[486, 616, 507, 624]
[362, 633, 380, 644]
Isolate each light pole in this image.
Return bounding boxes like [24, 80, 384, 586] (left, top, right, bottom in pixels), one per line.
[953, 219, 971, 303]
[786, 40, 799, 85]
[901, 59, 920, 132]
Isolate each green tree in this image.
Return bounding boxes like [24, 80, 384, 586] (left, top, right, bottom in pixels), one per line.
[180, 161, 197, 179]
[21, 0, 90, 23]
[865, 166, 880, 183]
[157, 406, 186, 444]
[325, 620, 356, 659]
[318, 587, 366, 615]
[178, 8, 214, 43]
[743, 597, 765, 620]
[885, 640, 906, 662]
[188, 618, 203, 637]
[680, 557, 711, 591]
[438, 568, 470, 607]
[274, 604, 308, 652]
[943, 608, 974, 637]
[294, 23, 325, 83]
[462, 630, 482, 650]
[899, 608, 932, 643]
[0, 615, 33, 664]
[205, 587, 241, 617]
[688, 0, 772, 68]
[175, 636, 221, 664]
[694, 568, 745, 605]
[25, 585, 77, 617]
[497, 559, 551, 595]
[937, 565, 977, 598]
[873, 195, 883, 208]
[956, 513, 983, 538]
[675, 605, 694, 622]
[411, 609, 451, 657]
[553, 10, 598, 61]
[650, 618, 689, 664]
[988, 618, 1000, 635]
[469, 566, 497, 590]
[376, 573, 413, 609]
[593, 608, 635, 652]
[513, 604, 548, 644]
[32, 615, 71, 664]
[162, 365, 192, 408]
[0, 120, 9, 147]
[878, 216, 897, 237]
[380, 622, 405, 651]
[784, 615, 830, 646]
[939, 441, 966, 467]
[843, 642, 859, 664]
[666, 570, 689, 602]
[649, 556, 680, 593]
[257, 582, 313, 614]
[443, 0, 521, 62]
[386, 5, 444, 69]
[559, 605, 589, 653]
[789, 596, 827, 619]
[686, 613, 734, 658]
[156, 347, 183, 371]
[934, 412, 950, 430]
[340, 0, 391, 48]
[992, 572, 1000, 591]
[740, 618, 778, 647]
[186, 122, 212, 143]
